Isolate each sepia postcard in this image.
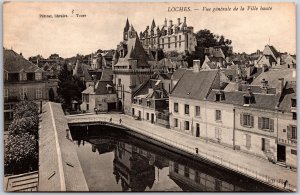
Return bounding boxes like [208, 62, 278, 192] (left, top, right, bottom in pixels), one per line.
[3, 1, 297, 192]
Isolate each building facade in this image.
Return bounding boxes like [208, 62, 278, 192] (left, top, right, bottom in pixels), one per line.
[139, 17, 197, 54]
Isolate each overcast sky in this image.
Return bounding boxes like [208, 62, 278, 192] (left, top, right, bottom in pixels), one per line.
[3, 2, 296, 59]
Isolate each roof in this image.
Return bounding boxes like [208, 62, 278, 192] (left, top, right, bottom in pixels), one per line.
[4, 49, 41, 73]
[82, 86, 95, 94]
[252, 69, 296, 88]
[133, 78, 169, 98]
[170, 69, 219, 100]
[114, 37, 150, 68]
[263, 45, 280, 60]
[278, 81, 296, 111]
[207, 47, 225, 59]
[171, 68, 187, 80]
[100, 69, 113, 81]
[207, 89, 280, 111]
[94, 81, 116, 95]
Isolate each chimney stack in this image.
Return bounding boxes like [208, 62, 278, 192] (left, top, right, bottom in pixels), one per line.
[277, 78, 284, 94]
[164, 18, 167, 26]
[184, 17, 186, 23]
[169, 20, 173, 26]
[177, 18, 180, 25]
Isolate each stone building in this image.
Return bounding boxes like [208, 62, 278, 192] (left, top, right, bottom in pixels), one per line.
[4, 49, 58, 126]
[112, 19, 162, 114]
[139, 17, 197, 54]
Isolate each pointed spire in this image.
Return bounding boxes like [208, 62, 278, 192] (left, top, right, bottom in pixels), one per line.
[151, 19, 156, 29]
[124, 18, 130, 32]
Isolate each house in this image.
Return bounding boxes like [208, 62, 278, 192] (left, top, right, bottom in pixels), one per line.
[280, 53, 296, 69]
[277, 81, 297, 169]
[80, 80, 117, 112]
[131, 78, 169, 127]
[169, 62, 221, 137]
[256, 45, 281, 68]
[4, 49, 58, 127]
[202, 47, 227, 69]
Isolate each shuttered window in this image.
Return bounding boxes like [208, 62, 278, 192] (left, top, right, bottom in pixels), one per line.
[258, 117, 274, 131]
[215, 110, 221, 121]
[261, 138, 270, 151]
[287, 125, 297, 140]
[240, 114, 254, 127]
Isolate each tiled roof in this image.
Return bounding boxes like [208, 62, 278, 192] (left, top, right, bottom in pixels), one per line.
[133, 78, 168, 98]
[114, 37, 150, 68]
[4, 49, 41, 73]
[95, 81, 116, 95]
[171, 68, 187, 80]
[100, 69, 113, 81]
[207, 89, 280, 111]
[252, 69, 296, 88]
[278, 81, 296, 111]
[170, 69, 219, 100]
[263, 45, 280, 61]
[82, 86, 95, 94]
[208, 47, 225, 59]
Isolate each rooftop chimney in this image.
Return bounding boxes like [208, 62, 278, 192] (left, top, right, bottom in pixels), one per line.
[184, 17, 186, 23]
[169, 20, 173, 26]
[277, 78, 284, 94]
[177, 18, 180, 25]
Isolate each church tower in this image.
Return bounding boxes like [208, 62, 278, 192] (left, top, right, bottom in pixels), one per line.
[123, 18, 130, 41]
[113, 20, 157, 115]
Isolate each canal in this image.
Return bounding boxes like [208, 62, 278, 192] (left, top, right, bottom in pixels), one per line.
[69, 124, 281, 192]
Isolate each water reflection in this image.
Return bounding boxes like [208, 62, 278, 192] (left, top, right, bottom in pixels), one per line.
[70, 125, 279, 192]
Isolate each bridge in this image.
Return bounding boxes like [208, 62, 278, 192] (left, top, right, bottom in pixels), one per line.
[39, 102, 297, 192]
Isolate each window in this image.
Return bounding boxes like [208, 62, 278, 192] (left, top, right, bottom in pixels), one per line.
[86, 103, 89, 110]
[293, 112, 297, 120]
[174, 118, 178, 127]
[287, 125, 297, 140]
[175, 36, 177, 48]
[241, 114, 254, 127]
[184, 121, 189, 130]
[245, 134, 251, 149]
[261, 138, 270, 151]
[258, 117, 274, 131]
[36, 88, 42, 99]
[215, 110, 222, 121]
[195, 106, 200, 117]
[35, 72, 42, 80]
[19, 88, 27, 100]
[168, 37, 170, 48]
[118, 78, 121, 86]
[291, 149, 297, 155]
[147, 100, 151, 107]
[184, 167, 189, 177]
[215, 127, 222, 141]
[174, 163, 179, 173]
[139, 99, 142, 104]
[291, 98, 296, 107]
[174, 103, 178, 113]
[146, 113, 149, 120]
[184, 104, 189, 115]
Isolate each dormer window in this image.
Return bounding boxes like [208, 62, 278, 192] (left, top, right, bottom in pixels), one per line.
[35, 72, 42, 80]
[139, 99, 142, 105]
[147, 100, 151, 107]
[133, 97, 137, 104]
[216, 91, 225, 102]
[243, 88, 255, 106]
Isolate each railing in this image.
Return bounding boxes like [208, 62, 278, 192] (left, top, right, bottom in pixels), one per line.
[67, 115, 297, 192]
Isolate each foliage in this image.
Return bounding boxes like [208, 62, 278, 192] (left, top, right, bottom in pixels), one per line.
[184, 29, 233, 66]
[4, 133, 38, 174]
[57, 63, 85, 109]
[8, 117, 38, 137]
[13, 100, 39, 121]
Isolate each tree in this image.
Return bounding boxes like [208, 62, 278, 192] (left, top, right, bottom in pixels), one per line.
[57, 63, 85, 109]
[13, 101, 39, 121]
[8, 117, 38, 137]
[189, 29, 233, 66]
[5, 133, 38, 174]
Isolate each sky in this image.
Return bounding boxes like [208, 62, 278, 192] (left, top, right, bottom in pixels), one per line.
[3, 2, 296, 59]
